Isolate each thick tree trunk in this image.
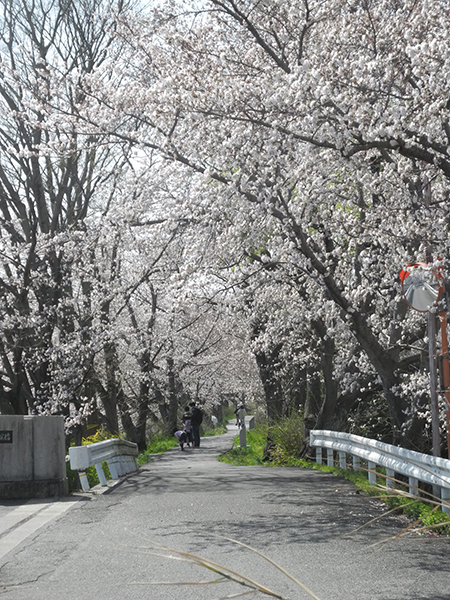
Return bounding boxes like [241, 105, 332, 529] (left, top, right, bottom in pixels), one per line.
[300, 369, 323, 458]
[135, 400, 149, 451]
[303, 371, 322, 432]
[254, 346, 284, 420]
[134, 348, 153, 450]
[350, 312, 405, 444]
[120, 406, 138, 445]
[312, 319, 340, 431]
[100, 299, 119, 434]
[167, 356, 178, 434]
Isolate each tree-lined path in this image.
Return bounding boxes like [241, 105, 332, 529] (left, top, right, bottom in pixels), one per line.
[1, 427, 450, 600]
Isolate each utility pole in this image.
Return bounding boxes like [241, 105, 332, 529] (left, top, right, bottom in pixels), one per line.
[400, 174, 450, 459]
[423, 176, 441, 457]
[423, 175, 450, 459]
[428, 310, 441, 456]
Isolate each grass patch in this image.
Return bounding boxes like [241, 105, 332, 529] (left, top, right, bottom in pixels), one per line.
[137, 434, 178, 465]
[218, 424, 267, 466]
[219, 415, 305, 467]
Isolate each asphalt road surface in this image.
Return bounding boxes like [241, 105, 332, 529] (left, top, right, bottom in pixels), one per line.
[1, 424, 449, 600]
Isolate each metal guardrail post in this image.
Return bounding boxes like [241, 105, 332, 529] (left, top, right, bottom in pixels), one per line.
[106, 458, 119, 480]
[441, 489, 450, 515]
[237, 407, 247, 447]
[368, 461, 377, 486]
[408, 477, 419, 496]
[327, 449, 333, 467]
[315, 447, 323, 464]
[78, 471, 90, 492]
[95, 463, 108, 487]
[386, 468, 395, 489]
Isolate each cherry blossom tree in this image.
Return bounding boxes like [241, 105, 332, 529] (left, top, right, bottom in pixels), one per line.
[0, 0, 264, 450]
[80, 0, 450, 449]
[5, 0, 450, 453]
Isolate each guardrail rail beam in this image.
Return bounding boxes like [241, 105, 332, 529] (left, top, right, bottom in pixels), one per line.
[69, 438, 139, 492]
[310, 430, 450, 515]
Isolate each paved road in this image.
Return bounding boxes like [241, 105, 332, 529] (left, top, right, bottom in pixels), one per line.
[1, 425, 449, 600]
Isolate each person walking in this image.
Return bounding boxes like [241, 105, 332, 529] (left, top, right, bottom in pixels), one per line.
[234, 402, 245, 429]
[189, 401, 203, 448]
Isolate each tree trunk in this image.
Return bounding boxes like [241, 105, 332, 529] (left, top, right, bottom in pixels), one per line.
[254, 346, 284, 420]
[313, 319, 339, 431]
[167, 356, 178, 433]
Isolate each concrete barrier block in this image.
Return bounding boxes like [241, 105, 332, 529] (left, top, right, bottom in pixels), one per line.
[33, 416, 66, 480]
[0, 416, 33, 480]
[0, 415, 68, 499]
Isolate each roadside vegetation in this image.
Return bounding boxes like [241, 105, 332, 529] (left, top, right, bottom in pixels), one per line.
[219, 415, 450, 535]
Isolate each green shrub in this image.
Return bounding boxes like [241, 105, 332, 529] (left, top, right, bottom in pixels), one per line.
[82, 429, 119, 487]
[268, 413, 304, 464]
[137, 434, 178, 465]
[83, 427, 120, 444]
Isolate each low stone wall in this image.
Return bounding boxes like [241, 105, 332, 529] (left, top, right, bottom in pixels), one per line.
[0, 415, 68, 499]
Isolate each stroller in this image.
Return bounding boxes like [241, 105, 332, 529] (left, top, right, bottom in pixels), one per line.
[182, 407, 193, 447]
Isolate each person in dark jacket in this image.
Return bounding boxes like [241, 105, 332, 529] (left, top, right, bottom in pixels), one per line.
[189, 401, 203, 448]
[234, 402, 245, 429]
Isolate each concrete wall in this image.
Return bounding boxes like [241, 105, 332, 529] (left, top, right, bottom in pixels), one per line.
[0, 415, 68, 499]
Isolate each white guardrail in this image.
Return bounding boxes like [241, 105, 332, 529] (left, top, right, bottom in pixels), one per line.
[69, 439, 139, 492]
[310, 430, 450, 514]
